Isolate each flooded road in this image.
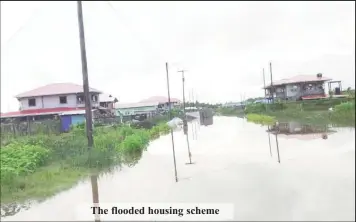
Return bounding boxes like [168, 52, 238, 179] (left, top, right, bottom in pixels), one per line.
[2, 117, 355, 221]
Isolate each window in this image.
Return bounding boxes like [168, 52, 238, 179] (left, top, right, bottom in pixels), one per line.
[77, 95, 84, 104]
[92, 95, 98, 102]
[28, 98, 36, 107]
[59, 96, 67, 104]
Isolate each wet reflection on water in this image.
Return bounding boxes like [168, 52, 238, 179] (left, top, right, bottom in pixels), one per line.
[2, 117, 355, 221]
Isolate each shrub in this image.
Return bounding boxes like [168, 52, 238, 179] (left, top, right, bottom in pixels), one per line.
[1, 143, 50, 182]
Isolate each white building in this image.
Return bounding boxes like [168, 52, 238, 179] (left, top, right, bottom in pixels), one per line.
[15, 83, 102, 111]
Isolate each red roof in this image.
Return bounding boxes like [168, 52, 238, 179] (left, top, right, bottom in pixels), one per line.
[0, 107, 86, 118]
[264, 75, 332, 88]
[15, 83, 102, 98]
[139, 96, 180, 103]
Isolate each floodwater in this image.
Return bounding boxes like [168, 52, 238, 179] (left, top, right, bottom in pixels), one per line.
[2, 117, 355, 221]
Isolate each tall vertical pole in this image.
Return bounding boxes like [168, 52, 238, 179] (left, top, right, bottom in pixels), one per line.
[91, 175, 100, 222]
[267, 126, 272, 157]
[263, 68, 266, 97]
[263, 68, 268, 111]
[166, 63, 178, 182]
[275, 133, 281, 163]
[77, 1, 93, 149]
[178, 70, 193, 164]
[269, 62, 274, 104]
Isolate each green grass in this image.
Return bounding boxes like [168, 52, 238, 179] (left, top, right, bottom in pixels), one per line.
[0, 123, 170, 204]
[246, 114, 276, 125]
[1, 164, 90, 204]
[220, 99, 355, 127]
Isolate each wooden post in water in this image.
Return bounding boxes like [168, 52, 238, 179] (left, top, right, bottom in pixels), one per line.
[267, 125, 272, 157]
[77, 1, 94, 149]
[166, 63, 178, 182]
[178, 70, 193, 164]
[275, 132, 281, 163]
[90, 175, 100, 222]
[263, 68, 268, 111]
[269, 62, 274, 104]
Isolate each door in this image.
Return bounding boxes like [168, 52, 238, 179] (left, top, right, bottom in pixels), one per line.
[61, 115, 72, 132]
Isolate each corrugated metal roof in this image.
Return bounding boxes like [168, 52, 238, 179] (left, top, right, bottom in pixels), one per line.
[59, 110, 87, 116]
[99, 93, 118, 102]
[264, 75, 332, 88]
[115, 102, 159, 109]
[15, 83, 102, 98]
[0, 107, 86, 118]
[139, 96, 180, 103]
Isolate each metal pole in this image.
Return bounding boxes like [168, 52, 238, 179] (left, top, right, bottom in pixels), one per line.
[267, 126, 272, 157]
[263, 68, 266, 97]
[178, 70, 193, 164]
[275, 132, 281, 163]
[189, 89, 195, 140]
[166, 63, 178, 182]
[269, 62, 274, 104]
[77, 1, 94, 149]
[192, 89, 198, 139]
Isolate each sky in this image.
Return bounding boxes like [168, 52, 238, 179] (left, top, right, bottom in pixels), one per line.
[1, 1, 355, 112]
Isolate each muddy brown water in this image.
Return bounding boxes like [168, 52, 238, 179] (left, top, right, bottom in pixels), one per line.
[1, 117, 355, 221]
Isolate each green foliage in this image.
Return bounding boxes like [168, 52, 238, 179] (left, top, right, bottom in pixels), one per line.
[1, 143, 50, 183]
[330, 102, 355, 124]
[1, 123, 171, 203]
[246, 114, 276, 125]
[245, 103, 266, 113]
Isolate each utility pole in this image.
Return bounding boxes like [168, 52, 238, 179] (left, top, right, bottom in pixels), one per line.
[263, 68, 266, 97]
[90, 175, 100, 222]
[178, 69, 193, 164]
[263, 68, 268, 111]
[269, 62, 274, 104]
[166, 63, 178, 182]
[77, 1, 94, 149]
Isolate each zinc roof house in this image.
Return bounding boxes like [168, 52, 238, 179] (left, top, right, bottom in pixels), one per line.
[263, 74, 332, 101]
[1, 83, 102, 119]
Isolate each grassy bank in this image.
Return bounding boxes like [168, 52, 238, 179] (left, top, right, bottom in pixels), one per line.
[243, 101, 355, 126]
[246, 114, 276, 125]
[0, 123, 170, 204]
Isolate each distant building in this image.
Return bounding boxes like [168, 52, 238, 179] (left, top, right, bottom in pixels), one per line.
[15, 83, 102, 111]
[115, 102, 160, 117]
[0, 83, 111, 122]
[99, 93, 118, 109]
[139, 96, 181, 110]
[263, 74, 333, 101]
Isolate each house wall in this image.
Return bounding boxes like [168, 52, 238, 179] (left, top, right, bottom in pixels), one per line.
[19, 93, 100, 110]
[286, 84, 301, 98]
[71, 115, 85, 126]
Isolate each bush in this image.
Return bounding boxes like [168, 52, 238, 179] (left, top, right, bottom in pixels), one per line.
[1, 143, 50, 182]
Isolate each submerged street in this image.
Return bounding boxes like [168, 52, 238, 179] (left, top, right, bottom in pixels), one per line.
[2, 117, 355, 221]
